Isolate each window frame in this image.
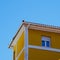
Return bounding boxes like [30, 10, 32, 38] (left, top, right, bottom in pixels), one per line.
[42, 36, 50, 47]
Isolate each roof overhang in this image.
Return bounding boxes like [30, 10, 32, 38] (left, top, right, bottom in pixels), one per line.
[9, 20, 60, 48]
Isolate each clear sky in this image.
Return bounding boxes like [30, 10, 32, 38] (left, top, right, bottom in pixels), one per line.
[0, 0, 60, 60]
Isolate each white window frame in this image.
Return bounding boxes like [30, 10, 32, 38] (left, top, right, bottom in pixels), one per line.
[42, 36, 50, 47]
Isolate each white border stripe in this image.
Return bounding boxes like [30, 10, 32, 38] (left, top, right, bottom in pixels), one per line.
[24, 27, 28, 60]
[16, 47, 24, 60]
[29, 45, 60, 52]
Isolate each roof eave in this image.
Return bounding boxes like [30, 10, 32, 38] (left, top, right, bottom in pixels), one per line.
[8, 20, 60, 48]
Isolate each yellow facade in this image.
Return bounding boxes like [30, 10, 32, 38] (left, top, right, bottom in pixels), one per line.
[28, 29, 60, 49]
[17, 32, 24, 56]
[9, 21, 60, 60]
[13, 32, 24, 60]
[28, 48, 60, 60]
[28, 29, 60, 60]
[18, 51, 24, 60]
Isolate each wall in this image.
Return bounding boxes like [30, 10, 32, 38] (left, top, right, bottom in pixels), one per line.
[28, 48, 60, 60]
[28, 29, 60, 60]
[28, 29, 60, 49]
[13, 32, 24, 60]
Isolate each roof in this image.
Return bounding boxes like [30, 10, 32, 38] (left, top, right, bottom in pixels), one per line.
[9, 20, 60, 48]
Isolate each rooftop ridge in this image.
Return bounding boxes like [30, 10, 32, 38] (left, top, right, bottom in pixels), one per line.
[23, 20, 60, 29]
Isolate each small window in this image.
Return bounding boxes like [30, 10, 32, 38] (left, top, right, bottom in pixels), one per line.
[42, 36, 50, 47]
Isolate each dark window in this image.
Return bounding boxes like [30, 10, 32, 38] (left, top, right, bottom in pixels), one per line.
[46, 41, 50, 47]
[42, 41, 45, 46]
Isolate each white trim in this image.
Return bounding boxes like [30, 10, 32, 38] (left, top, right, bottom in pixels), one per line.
[24, 26, 28, 60]
[11, 25, 24, 46]
[16, 47, 24, 60]
[42, 36, 50, 41]
[28, 45, 60, 52]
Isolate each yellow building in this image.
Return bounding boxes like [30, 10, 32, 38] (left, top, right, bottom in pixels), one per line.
[9, 20, 60, 60]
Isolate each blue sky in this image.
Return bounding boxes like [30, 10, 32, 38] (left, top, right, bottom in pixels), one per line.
[0, 0, 60, 60]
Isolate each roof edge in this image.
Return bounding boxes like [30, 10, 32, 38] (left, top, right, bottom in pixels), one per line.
[9, 20, 60, 48]
[8, 20, 25, 48]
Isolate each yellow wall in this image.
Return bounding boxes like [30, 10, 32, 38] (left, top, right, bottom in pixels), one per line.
[28, 29, 60, 49]
[13, 44, 17, 58]
[18, 51, 24, 60]
[13, 29, 60, 60]
[17, 32, 24, 56]
[13, 31, 24, 60]
[28, 48, 60, 60]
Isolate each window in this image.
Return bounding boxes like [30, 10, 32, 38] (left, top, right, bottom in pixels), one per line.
[42, 36, 50, 47]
